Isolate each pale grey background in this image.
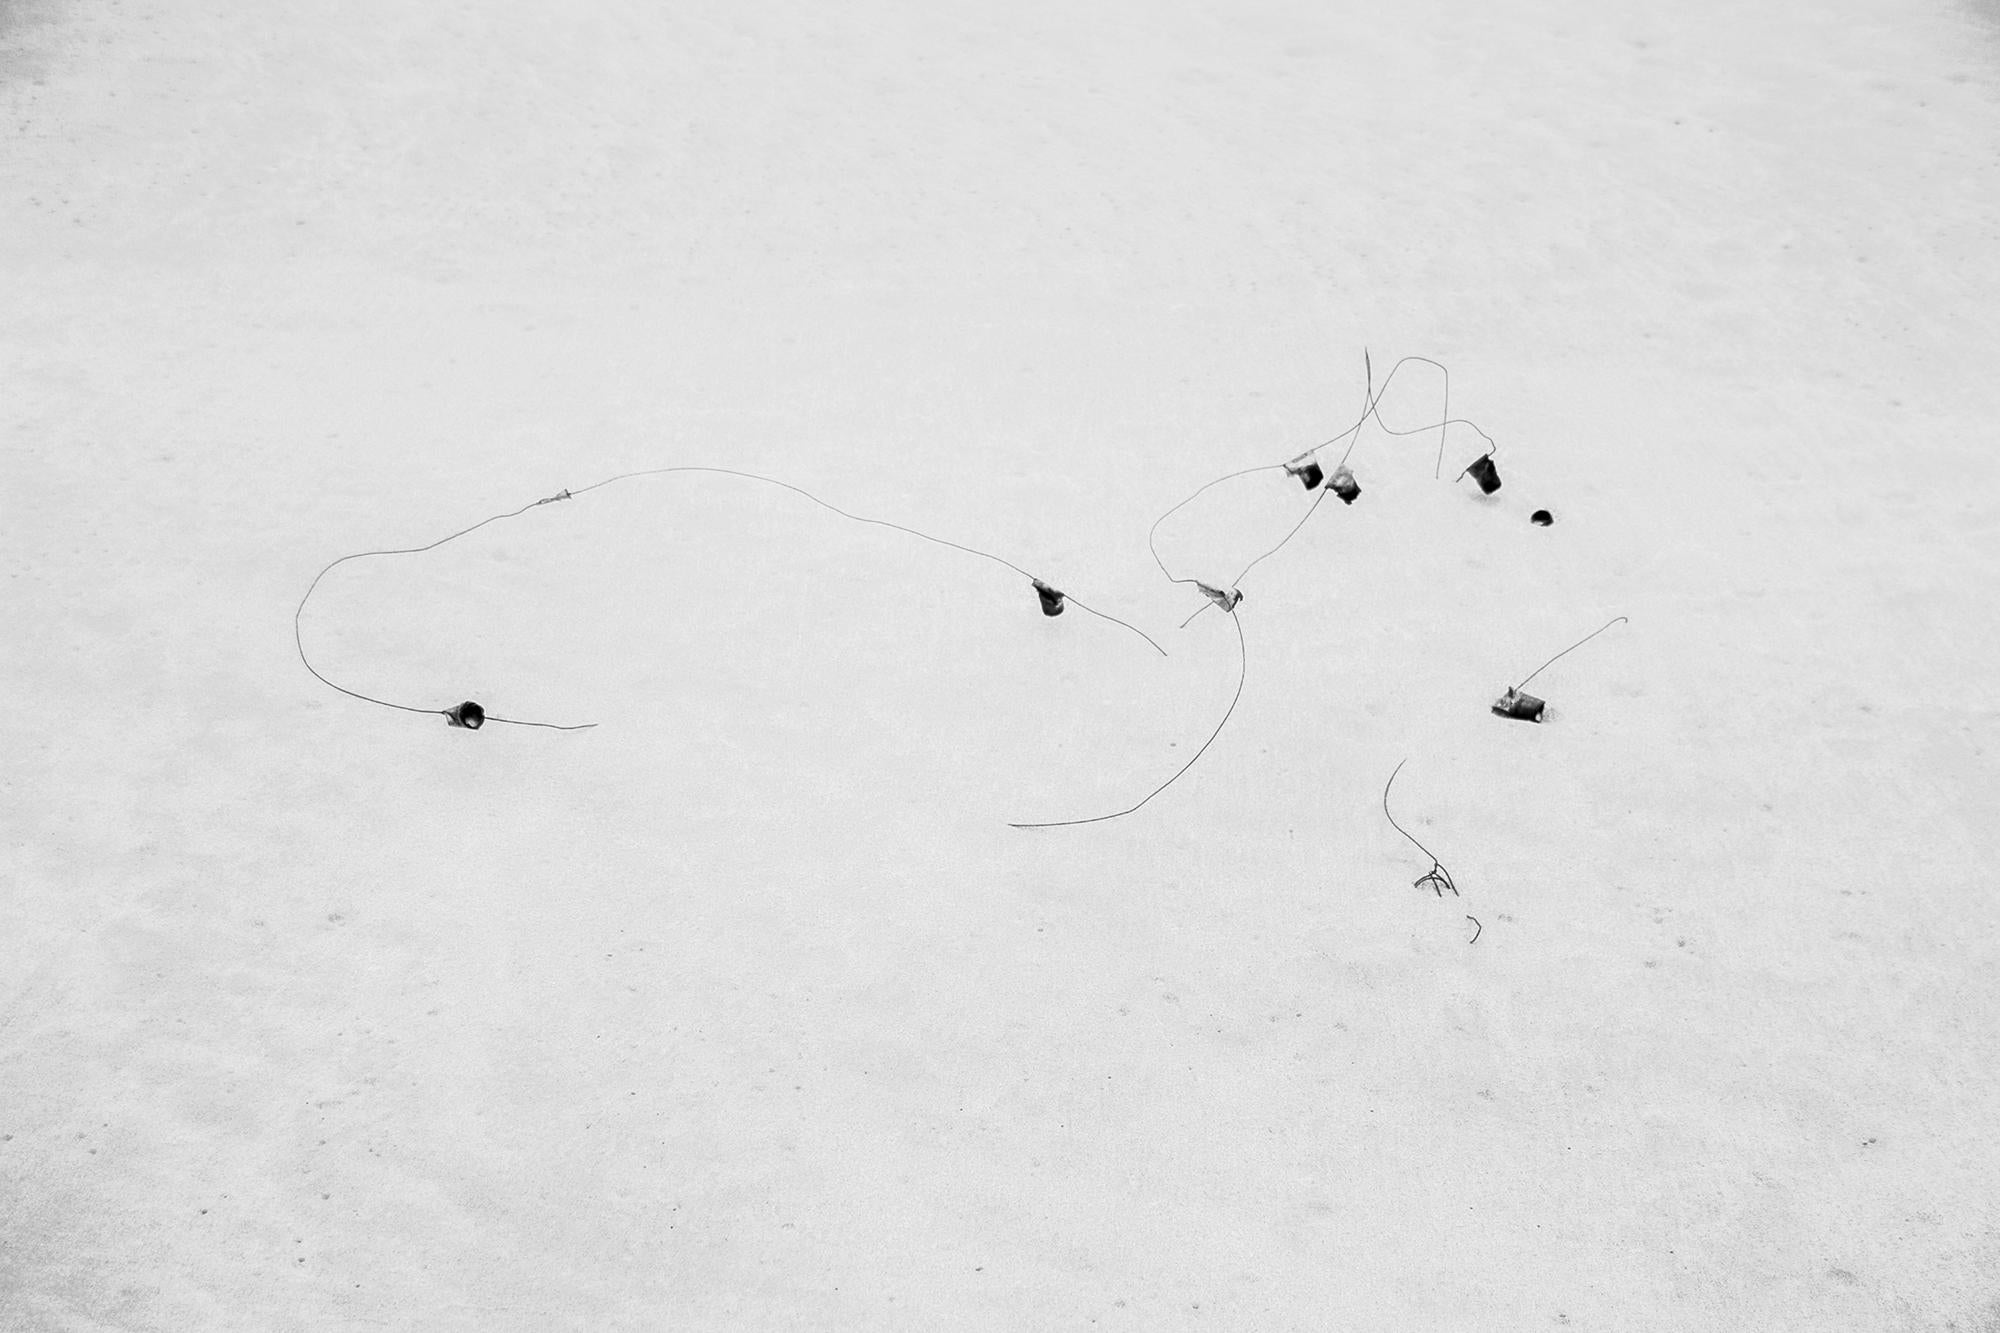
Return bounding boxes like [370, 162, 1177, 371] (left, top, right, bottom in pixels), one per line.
[5, 1, 1999, 1328]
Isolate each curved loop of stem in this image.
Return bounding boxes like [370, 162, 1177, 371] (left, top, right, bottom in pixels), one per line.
[1232, 477, 1334, 587]
[1010, 607, 1247, 829]
[576, 467, 1164, 655]
[298, 466, 1170, 727]
[294, 495, 599, 730]
[1150, 353, 1497, 624]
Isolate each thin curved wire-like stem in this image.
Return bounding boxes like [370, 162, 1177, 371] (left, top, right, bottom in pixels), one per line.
[1382, 758, 1458, 896]
[574, 467, 1165, 655]
[299, 466, 1171, 726]
[1515, 615, 1629, 691]
[573, 466, 1035, 578]
[1232, 477, 1335, 587]
[1327, 356, 1444, 466]
[1144, 356, 1376, 599]
[1146, 463, 1284, 588]
[1063, 595, 1167, 657]
[1149, 457, 1330, 611]
[483, 711, 598, 731]
[294, 492, 599, 729]
[1010, 607, 1247, 829]
[1151, 354, 1496, 607]
[1217, 349, 1378, 584]
[1311, 355, 1499, 478]
[1354, 357, 1451, 475]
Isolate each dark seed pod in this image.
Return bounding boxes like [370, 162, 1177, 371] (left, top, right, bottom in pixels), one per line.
[444, 701, 485, 729]
[1463, 454, 1502, 494]
[1329, 465, 1361, 505]
[1032, 579, 1066, 616]
[1284, 458, 1325, 490]
[1196, 582, 1242, 613]
[1490, 688, 1544, 723]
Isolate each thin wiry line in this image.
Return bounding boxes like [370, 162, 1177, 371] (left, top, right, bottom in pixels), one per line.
[1145, 365, 1373, 595]
[1010, 607, 1247, 829]
[1310, 353, 1422, 465]
[1146, 463, 1285, 589]
[1063, 595, 1167, 657]
[1515, 615, 1629, 691]
[1232, 477, 1335, 587]
[1332, 355, 1450, 473]
[572, 466, 1165, 655]
[1275, 348, 1381, 469]
[1382, 759, 1458, 896]
[1169, 351, 1370, 593]
[483, 711, 599, 731]
[298, 466, 1171, 727]
[573, 466, 1038, 579]
[1152, 353, 1489, 605]
[1152, 352, 1504, 600]
[1434, 356, 1450, 479]
[294, 493, 599, 730]
[1331, 345, 1386, 468]
[1313, 354, 1498, 478]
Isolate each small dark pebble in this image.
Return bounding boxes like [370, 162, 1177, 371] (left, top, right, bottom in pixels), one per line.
[1531, 509, 1553, 526]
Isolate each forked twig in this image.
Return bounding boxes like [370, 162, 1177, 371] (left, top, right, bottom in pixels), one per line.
[1382, 759, 1458, 896]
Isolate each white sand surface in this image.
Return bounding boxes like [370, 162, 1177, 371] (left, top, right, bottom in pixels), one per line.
[5, 1, 1999, 1328]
